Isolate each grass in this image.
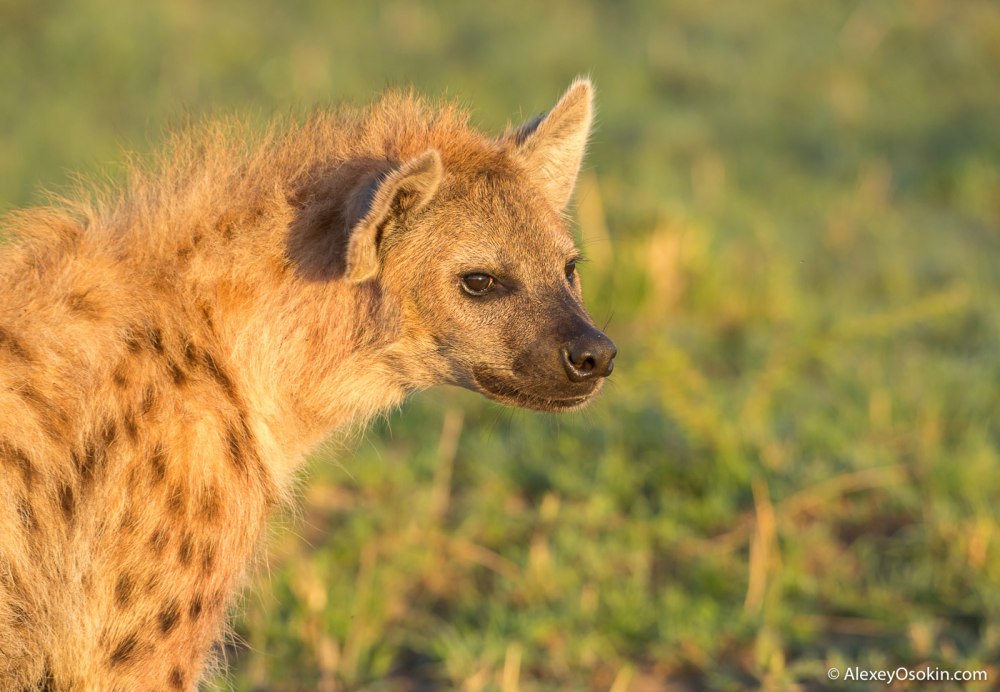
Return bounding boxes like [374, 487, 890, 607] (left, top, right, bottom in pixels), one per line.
[2, 0, 999, 689]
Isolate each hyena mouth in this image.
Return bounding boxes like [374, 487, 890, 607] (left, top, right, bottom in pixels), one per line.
[471, 370, 598, 412]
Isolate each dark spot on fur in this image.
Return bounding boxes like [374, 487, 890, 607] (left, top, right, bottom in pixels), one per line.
[20, 385, 69, 441]
[112, 364, 128, 388]
[67, 290, 101, 319]
[20, 385, 49, 411]
[108, 632, 141, 667]
[200, 487, 221, 522]
[16, 496, 38, 532]
[101, 419, 117, 446]
[59, 483, 76, 523]
[222, 224, 234, 241]
[168, 667, 185, 689]
[1, 443, 34, 488]
[118, 507, 138, 533]
[0, 565, 19, 588]
[158, 600, 180, 636]
[178, 534, 193, 566]
[149, 527, 169, 555]
[147, 327, 164, 354]
[1, 564, 20, 588]
[225, 424, 247, 474]
[150, 445, 166, 484]
[201, 543, 216, 574]
[141, 386, 157, 415]
[198, 303, 214, 331]
[189, 595, 203, 620]
[9, 598, 29, 626]
[125, 329, 142, 353]
[38, 657, 55, 691]
[0, 326, 31, 361]
[167, 359, 187, 386]
[114, 574, 134, 609]
[123, 410, 139, 441]
[73, 441, 107, 489]
[184, 342, 198, 366]
[224, 413, 267, 486]
[201, 351, 237, 400]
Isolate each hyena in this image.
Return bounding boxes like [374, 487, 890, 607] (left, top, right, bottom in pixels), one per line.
[0, 79, 616, 690]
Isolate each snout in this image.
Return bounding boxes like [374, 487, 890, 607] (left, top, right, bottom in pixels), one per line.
[468, 309, 617, 412]
[561, 327, 617, 383]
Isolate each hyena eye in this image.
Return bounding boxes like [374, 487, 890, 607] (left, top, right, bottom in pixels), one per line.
[461, 273, 494, 296]
[565, 260, 577, 282]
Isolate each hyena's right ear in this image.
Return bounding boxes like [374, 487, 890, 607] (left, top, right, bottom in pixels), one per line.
[345, 149, 443, 283]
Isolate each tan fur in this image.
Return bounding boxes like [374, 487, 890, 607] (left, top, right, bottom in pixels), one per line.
[0, 79, 610, 690]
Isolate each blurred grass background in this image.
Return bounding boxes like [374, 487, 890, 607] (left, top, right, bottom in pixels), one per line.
[3, 1, 1000, 689]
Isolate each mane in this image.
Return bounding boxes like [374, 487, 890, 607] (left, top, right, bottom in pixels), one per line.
[0, 91, 499, 267]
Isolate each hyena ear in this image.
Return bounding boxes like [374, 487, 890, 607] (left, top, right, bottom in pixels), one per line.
[506, 78, 594, 211]
[345, 149, 443, 283]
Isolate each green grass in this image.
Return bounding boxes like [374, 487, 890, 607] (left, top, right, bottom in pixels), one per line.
[3, 1, 999, 689]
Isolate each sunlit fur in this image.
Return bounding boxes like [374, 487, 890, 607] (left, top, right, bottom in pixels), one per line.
[0, 79, 603, 689]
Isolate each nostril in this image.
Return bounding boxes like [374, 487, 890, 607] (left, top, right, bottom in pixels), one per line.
[562, 345, 600, 382]
[562, 332, 617, 383]
[561, 346, 588, 382]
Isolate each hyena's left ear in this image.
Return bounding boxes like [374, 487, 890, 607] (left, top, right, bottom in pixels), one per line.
[345, 149, 443, 283]
[506, 78, 594, 211]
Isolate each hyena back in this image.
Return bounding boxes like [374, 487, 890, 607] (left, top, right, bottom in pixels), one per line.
[0, 79, 615, 690]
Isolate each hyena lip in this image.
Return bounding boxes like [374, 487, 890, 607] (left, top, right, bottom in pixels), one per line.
[471, 370, 600, 412]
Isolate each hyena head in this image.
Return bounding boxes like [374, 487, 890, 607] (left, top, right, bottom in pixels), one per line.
[344, 79, 616, 412]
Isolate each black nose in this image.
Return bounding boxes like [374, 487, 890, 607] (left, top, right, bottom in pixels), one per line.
[561, 329, 617, 383]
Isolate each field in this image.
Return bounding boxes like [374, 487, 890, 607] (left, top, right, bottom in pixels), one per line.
[2, 1, 999, 689]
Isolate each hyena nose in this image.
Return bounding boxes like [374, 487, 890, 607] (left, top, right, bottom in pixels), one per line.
[561, 329, 617, 383]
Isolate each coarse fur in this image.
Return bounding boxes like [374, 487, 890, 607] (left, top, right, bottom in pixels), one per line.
[0, 79, 613, 690]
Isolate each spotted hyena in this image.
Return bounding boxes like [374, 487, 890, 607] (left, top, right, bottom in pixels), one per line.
[0, 79, 615, 690]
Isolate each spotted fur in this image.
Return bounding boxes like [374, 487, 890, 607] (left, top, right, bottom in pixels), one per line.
[0, 79, 607, 689]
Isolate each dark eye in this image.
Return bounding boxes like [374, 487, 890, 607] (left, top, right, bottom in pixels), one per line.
[461, 273, 495, 296]
[565, 260, 577, 281]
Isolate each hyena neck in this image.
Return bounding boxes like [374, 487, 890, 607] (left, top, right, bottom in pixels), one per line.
[168, 179, 412, 484]
[225, 280, 411, 477]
